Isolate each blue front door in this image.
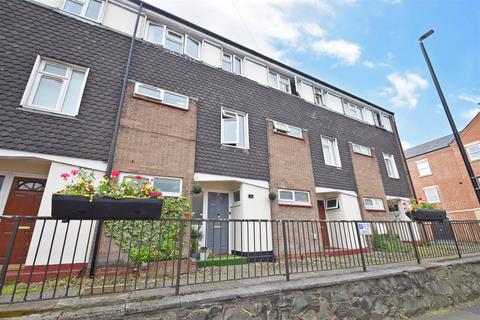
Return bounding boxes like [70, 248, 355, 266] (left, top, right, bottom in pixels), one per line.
[207, 192, 229, 254]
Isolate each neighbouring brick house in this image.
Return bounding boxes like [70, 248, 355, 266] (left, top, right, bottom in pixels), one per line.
[405, 113, 480, 221]
[0, 0, 413, 265]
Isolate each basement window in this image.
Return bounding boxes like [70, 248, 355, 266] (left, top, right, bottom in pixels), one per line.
[273, 121, 302, 138]
[134, 82, 189, 110]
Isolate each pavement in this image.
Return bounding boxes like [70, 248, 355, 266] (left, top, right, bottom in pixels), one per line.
[415, 298, 480, 320]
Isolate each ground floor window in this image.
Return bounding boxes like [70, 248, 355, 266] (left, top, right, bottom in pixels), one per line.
[278, 189, 310, 205]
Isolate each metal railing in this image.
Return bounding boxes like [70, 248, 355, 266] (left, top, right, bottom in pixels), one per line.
[1, 216, 480, 303]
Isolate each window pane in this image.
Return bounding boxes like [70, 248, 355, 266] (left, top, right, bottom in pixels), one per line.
[64, 0, 83, 15]
[154, 178, 181, 194]
[364, 199, 374, 206]
[279, 190, 293, 200]
[468, 144, 480, 160]
[223, 117, 238, 144]
[165, 37, 183, 54]
[85, 0, 103, 20]
[233, 190, 240, 203]
[44, 63, 67, 76]
[279, 77, 290, 92]
[136, 85, 161, 99]
[234, 57, 242, 74]
[268, 72, 277, 87]
[326, 199, 337, 209]
[146, 24, 164, 44]
[289, 126, 302, 138]
[314, 89, 323, 105]
[222, 54, 232, 72]
[185, 38, 199, 58]
[424, 187, 439, 203]
[294, 191, 309, 203]
[238, 114, 245, 148]
[163, 91, 188, 108]
[33, 76, 63, 109]
[62, 70, 85, 115]
[326, 92, 343, 113]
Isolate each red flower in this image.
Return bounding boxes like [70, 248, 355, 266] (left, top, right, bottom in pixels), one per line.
[418, 197, 423, 201]
[135, 175, 142, 180]
[111, 170, 120, 178]
[149, 191, 162, 198]
[60, 173, 70, 179]
[71, 169, 78, 175]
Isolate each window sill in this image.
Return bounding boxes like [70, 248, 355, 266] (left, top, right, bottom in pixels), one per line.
[133, 94, 189, 111]
[419, 174, 432, 177]
[352, 152, 373, 158]
[221, 144, 250, 152]
[278, 202, 312, 208]
[17, 107, 78, 120]
[365, 208, 386, 212]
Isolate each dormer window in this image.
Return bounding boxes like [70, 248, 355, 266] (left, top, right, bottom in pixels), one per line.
[268, 71, 290, 93]
[165, 30, 184, 54]
[63, 0, 104, 22]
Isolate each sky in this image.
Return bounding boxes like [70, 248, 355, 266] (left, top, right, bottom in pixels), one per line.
[146, 0, 480, 150]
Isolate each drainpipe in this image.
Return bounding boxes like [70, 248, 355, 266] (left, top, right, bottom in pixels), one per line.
[89, 1, 144, 278]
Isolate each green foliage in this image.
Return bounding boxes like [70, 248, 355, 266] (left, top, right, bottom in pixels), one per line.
[196, 255, 248, 268]
[268, 192, 277, 201]
[104, 197, 192, 264]
[372, 232, 411, 253]
[191, 182, 202, 194]
[190, 227, 203, 255]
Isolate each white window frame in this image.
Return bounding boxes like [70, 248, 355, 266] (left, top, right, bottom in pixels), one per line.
[272, 121, 302, 139]
[321, 136, 342, 168]
[383, 153, 399, 179]
[466, 142, 480, 161]
[184, 35, 201, 59]
[20, 56, 89, 117]
[423, 186, 440, 203]
[62, 0, 105, 22]
[278, 189, 311, 206]
[222, 52, 233, 72]
[221, 107, 249, 149]
[233, 189, 241, 205]
[133, 82, 189, 110]
[164, 29, 184, 54]
[325, 198, 340, 210]
[120, 173, 182, 197]
[267, 71, 291, 93]
[363, 197, 385, 210]
[379, 113, 393, 132]
[344, 102, 364, 121]
[325, 91, 344, 114]
[314, 88, 324, 106]
[144, 21, 166, 45]
[352, 143, 372, 156]
[233, 55, 242, 75]
[416, 159, 432, 177]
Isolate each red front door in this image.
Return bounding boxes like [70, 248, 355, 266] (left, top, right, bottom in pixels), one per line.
[0, 177, 46, 264]
[317, 200, 330, 248]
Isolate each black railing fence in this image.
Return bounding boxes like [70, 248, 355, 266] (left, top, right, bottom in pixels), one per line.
[0, 216, 480, 303]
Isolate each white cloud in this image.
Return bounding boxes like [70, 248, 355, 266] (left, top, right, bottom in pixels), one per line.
[458, 94, 480, 104]
[144, 0, 360, 64]
[401, 140, 414, 150]
[462, 108, 480, 121]
[362, 60, 390, 69]
[311, 39, 362, 65]
[382, 72, 429, 109]
[383, 0, 402, 4]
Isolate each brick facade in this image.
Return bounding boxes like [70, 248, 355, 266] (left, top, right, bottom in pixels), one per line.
[112, 83, 197, 196]
[266, 122, 318, 255]
[350, 145, 392, 221]
[406, 114, 480, 220]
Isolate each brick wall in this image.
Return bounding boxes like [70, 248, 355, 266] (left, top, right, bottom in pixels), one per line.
[350, 145, 391, 221]
[266, 122, 318, 255]
[112, 83, 197, 196]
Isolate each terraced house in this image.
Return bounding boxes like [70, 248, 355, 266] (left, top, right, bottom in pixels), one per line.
[0, 0, 413, 264]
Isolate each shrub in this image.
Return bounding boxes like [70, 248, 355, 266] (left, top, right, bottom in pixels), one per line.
[104, 197, 191, 264]
[372, 232, 411, 253]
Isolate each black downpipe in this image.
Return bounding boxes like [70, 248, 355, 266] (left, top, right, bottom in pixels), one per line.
[89, 1, 144, 278]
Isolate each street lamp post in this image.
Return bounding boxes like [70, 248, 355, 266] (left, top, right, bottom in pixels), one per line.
[418, 29, 480, 204]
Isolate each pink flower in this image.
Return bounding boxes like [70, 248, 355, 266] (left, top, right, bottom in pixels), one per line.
[71, 169, 78, 175]
[149, 191, 163, 198]
[111, 170, 120, 178]
[60, 173, 70, 179]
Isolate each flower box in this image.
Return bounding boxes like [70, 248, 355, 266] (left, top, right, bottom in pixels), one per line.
[51, 194, 163, 220]
[412, 208, 446, 221]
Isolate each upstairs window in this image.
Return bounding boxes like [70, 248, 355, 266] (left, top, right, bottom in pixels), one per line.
[344, 102, 363, 121]
[223, 53, 233, 72]
[273, 121, 302, 139]
[362, 108, 375, 125]
[325, 92, 344, 114]
[221, 108, 249, 149]
[233, 56, 242, 75]
[352, 143, 372, 156]
[377, 113, 393, 132]
[314, 88, 324, 106]
[185, 36, 200, 59]
[423, 186, 440, 203]
[165, 30, 184, 54]
[21, 56, 88, 116]
[363, 197, 385, 210]
[63, 0, 104, 21]
[383, 153, 399, 178]
[466, 143, 480, 161]
[322, 136, 342, 167]
[268, 71, 290, 93]
[134, 82, 189, 110]
[416, 159, 432, 176]
[278, 189, 310, 205]
[145, 22, 165, 45]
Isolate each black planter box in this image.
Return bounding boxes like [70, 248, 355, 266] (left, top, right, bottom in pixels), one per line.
[52, 194, 163, 220]
[412, 208, 447, 221]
